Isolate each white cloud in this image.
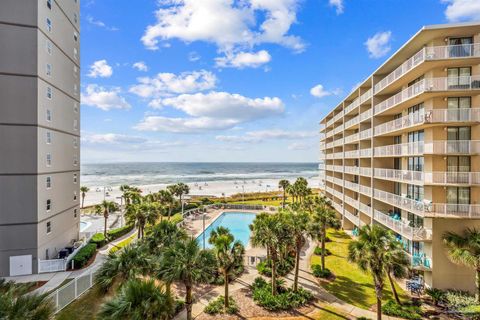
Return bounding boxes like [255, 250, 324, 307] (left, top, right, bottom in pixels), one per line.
[135, 116, 239, 133]
[141, 0, 304, 53]
[365, 31, 392, 59]
[82, 133, 185, 152]
[310, 84, 342, 98]
[329, 0, 344, 14]
[288, 142, 312, 150]
[88, 60, 113, 78]
[215, 50, 272, 69]
[129, 70, 217, 99]
[442, 0, 480, 21]
[132, 61, 148, 72]
[86, 16, 119, 31]
[82, 133, 147, 144]
[216, 129, 317, 143]
[81, 84, 131, 111]
[188, 51, 201, 62]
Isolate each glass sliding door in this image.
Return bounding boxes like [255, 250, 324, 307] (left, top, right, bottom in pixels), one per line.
[448, 67, 471, 89]
[449, 37, 473, 57]
[446, 186, 470, 214]
[447, 97, 471, 121]
[447, 126, 471, 153]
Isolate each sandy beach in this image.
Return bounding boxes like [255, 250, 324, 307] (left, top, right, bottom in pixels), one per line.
[82, 177, 320, 207]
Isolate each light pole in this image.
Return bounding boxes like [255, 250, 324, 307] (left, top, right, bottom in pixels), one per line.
[202, 213, 206, 249]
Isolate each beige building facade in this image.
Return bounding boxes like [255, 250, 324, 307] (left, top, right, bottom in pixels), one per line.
[0, 0, 81, 276]
[320, 22, 480, 292]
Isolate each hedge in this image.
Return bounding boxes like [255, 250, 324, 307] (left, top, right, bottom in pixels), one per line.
[89, 233, 106, 248]
[107, 224, 134, 241]
[72, 243, 97, 269]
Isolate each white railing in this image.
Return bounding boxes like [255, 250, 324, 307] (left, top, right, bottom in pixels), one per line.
[360, 88, 373, 104]
[344, 194, 358, 209]
[332, 201, 343, 213]
[374, 76, 480, 115]
[359, 148, 372, 157]
[359, 184, 372, 196]
[344, 208, 360, 226]
[344, 150, 359, 158]
[326, 153, 334, 159]
[333, 138, 344, 147]
[344, 132, 359, 143]
[333, 189, 343, 200]
[373, 210, 431, 240]
[428, 203, 480, 218]
[345, 98, 360, 115]
[374, 111, 425, 136]
[38, 259, 67, 274]
[326, 165, 334, 171]
[345, 115, 360, 128]
[334, 165, 343, 172]
[374, 189, 425, 216]
[359, 109, 372, 122]
[333, 125, 344, 135]
[374, 168, 424, 184]
[326, 175, 334, 182]
[333, 110, 344, 123]
[326, 141, 334, 149]
[344, 180, 359, 192]
[359, 202, 372, 217]
[424, 140, 480, 154]
[334, 152, 343, 159]
[424, 172, 480, 185]
[374, 141, 424, 157]
[359, 128, 372, 140]
[344, 166, 359, 175]
[359, 167, 372, 176]
[326, 117, 334, 127]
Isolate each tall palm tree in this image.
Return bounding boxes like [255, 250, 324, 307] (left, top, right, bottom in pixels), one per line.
[348, 224, 391, 320]
[278, 179, 290, 208]
[146, 220, 188, 252]
[100, 200, 117, 237]
[126, 202, 160, 239]
[119, 184, 131, 205]
[283, 207, 309, 292]
[286, 184, 297, 203]
[307, 196, 339, 271]
[80, 186, 90, 209]
[168, 183, 190, 215]
[209, 227, 245, 309]
[160, 238, 216, 320]
[98, 278, 174, 320]
[157, 189, 176, 219]
[443, 228, 480, 302]
[293, 177, 309, 203]
[384, 237, 410, 304]
[0, 279, 55, 320]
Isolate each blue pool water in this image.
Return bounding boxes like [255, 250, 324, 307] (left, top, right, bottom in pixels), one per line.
[196, 212, 257, 249]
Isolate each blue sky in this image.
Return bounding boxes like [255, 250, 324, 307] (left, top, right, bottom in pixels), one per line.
[79, 0, 480, 163]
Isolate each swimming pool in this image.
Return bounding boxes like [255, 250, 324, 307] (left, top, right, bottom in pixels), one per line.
[196, 212, 257, 249]
[80, 221, 92, 232]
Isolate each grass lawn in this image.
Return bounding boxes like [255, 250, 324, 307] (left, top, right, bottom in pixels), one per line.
[109, 233, 137, 253]
[56, 285, 109, 320]
[230, 199, 287, 206]
[311, 304, 350, 320]
[311, 229, 408, 310]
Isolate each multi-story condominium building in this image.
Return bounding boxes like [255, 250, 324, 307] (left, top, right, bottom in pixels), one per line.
[0, 0, 80, 276]
[319, 22, 480, 293]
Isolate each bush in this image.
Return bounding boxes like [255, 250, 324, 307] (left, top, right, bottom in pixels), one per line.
[356, 317, 371, 320]
[257, 256, 295, 277]
[72, 243, 97, 269]
[251, 277, 313, 311]
[445, 290, 477, 309]
[311, 265, 332, 278]
[204, 296, 238, 314]
[425, 288, 446, 306]
[89, 233, 106, 248]
[381, 300, 422, 320]
[107, 224, 134, 241]
[175, 299, 185, 314]
[314, 247, 331, 256]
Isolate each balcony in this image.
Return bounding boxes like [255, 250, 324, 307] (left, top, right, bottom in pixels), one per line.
[359, 128, 372, 140]
[333, 177, 343, 186]
[374, 76, 480, 115]
[333, 125, 344, 135]
[344, 208, 361, 226]
[344, 180, 359, 192]
[359, 202, 373, 217]
[427, 203, 480, 218]
[333, 110, 344, 123]
[374, 43, 480, 95]
[410, 253, 432, 270]
[333, 165, 343, 172]
[333, 139, 344, 147]
[374, 141, 424, 157]
[332, 201, 343, 213]
[359, 167, 372, 176]
[345, 115, 360, 129]
[344, 150, 359, 158]
[344, 166, 359, 175]
[345, 98, 360, 115]
[359, 184, 372, 196]
[374, 189, 425, 216]
[344, 194, 359, 209]
[424, 172, 480, 185]
[359, 148, 372, 158]
[374, 168, 423, 184]
[332, 188, 343, 200]
[344, 132, 359, 144]
[373, 209, 431, 241]
[424, 140, 480, 154]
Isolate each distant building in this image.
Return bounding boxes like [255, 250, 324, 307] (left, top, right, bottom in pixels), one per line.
[0, 0, 81, 276]
[319, 22, 480, 292]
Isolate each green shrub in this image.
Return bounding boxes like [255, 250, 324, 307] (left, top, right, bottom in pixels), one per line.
[204, 296, 238, 314]
[314, 247, 331, 256]
[425, 288, 446, 306]
[460, 304, 480, 316]
[107, 224, 134, 241]
[170, 213, 183, 225]
[251, 277, 313, 311]
[445, 290, 477, 309]
[356, 317, 371, 320]
[311, 264, 332, 278]
[89, 233, 106, 248]
[381, 300, 422, 320]
[72, 243, 97, 269]
[174, 299, 185, 314]
[257, 256, 295, 277]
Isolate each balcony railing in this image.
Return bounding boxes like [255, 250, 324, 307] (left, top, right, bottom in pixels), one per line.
[374, 141, 424, 157]
[359, 148, 372, 157]
[374, 168, 424, 184]
[359, 128, 372, 140]
[374, 43, 480, 94]
[360, 88, 373, 104]
[359, 184, 372, 196]
[359, 202, 372, 217]
[333, 177, 343, 186]
[344, 208, 360, 226]
[333, 125, 344, 135]
[345, 98, 360, 115]
[345, 115, 360, 129]
[334, 165, 344, 172]
[359, 167, 372, 176]
[374, 209, 431, 241]
[374, 76, 480, 115]
[344, 132, 359, 144]
[374, 189, 425, 216]
[359, 109, 372, 122]
[333, 139, 344, 147]
[424, 140, 480, 154]
[344, 194, 358, 208]
[427, 203, 480, 218]
[344, 150, 359, 158]
[334, 152, 343, 159]
[424, 172, 480, 185]
[344, 166, 359, 175]
[333, 188, 343, 200]
[333, 110, 344, 123]
[332, 201, 343, 213]
[344, 180, 359, 192]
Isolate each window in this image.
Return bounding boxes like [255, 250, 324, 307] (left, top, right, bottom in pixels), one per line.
[73, 66, 78, 78]
[407, 184, 424, 201]
[46, 176, 52, 189]
[73, 32, 78, 42]
[74, 84, 78, 95]
[407, 212, 424, 228]
[47, 0, 52, 9]
[73, 155, 78, 166]
[73, 174, 77, 184]
[448, 67, 471, 89]
[73, 119, 78, 130]
[73, 137, 78, 148]
[46, 18, 52, 32]
[47, 221, 52, 234]
[47, 87, 52, 99]
[46, 63, 52, 76]
[73, 192, 77, 201]
[447, 126, 471, 141]
[46, 40, 52, 55]
[46, 131, 52, 144]
[73, 47, 78, 60]
[449, 37, 473, 57]
[74, 209, 78, 218]
[46, 153, 52, 166]
[447, 187, 470, 204]
[74, 13, 78, 23]
[447, 156, 470, 172]
[46, 199, 52, 211]
[408, 130, 424, 143]
[408, 157, 424, 171]
[46, 109, 52, 122]
[74, 102, 78, 113]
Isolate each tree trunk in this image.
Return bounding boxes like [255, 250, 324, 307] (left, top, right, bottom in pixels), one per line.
[104, 211, 108, 237]
[321, 225, 326, 271]
[266, 247, 270, 261]
[293, 240, 301, 292]
[81, 194, 85, 208]
[137, 225, 141, 239]
[282, 189, 286, 208]
[376, 297, 382, 320]
[186, 284, 193, 320]
[224, 270, 229, 309]
[271, 254, 277, 295]
[387, 271, 401, 304]
[476, 268, 480, 303]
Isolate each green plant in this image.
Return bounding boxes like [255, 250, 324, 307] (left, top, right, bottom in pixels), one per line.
[445, 290, 478, 309]
[314, 247, 331, 256]
[357, 318, 371, 320]
[312, 264, 332, 278]
[251, 277, 313, 311]
[72, 243, 97, 269]
[204, 296, 238, 314]
[381, 300, 422, 320]
[90, 233, 106, 248]
[107, 225, 134, 241]
[257, 256, 295, 277]
[425, 288, 446, 306]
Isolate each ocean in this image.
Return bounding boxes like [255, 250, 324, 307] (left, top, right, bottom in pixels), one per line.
[81, 162, 319, 188]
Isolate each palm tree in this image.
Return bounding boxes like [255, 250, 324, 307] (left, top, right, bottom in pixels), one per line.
[443, 228, 480, 302]
[249, 212, 271, 260]
[209, 227, 245, 310]
[0, 279, 55, 320]
[278, 179, 290, 208]
[348, 225, 391, 320]
[100, 200, 117, 237]
[384, 237, 410, 304]
[98, 278, 174, 320]
[126, 202, 160, 239]
[146, 220, 188, 252]
[294, 177, 309, 203]
[160, 238, 216, 320]
[286, 184, 297, 203]
[307, 196, 339, 271]
[119, 184, 131, 205]
[80, 186, 90, 209]
[168, 183, 190, 215]
[157, 189, 176, 219]
[283, 208, 309, 292]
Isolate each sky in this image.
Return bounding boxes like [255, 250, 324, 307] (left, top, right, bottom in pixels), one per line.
[79, 0, 480, 163]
